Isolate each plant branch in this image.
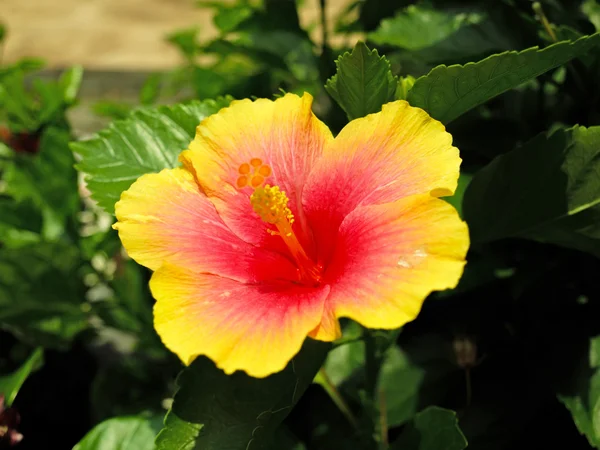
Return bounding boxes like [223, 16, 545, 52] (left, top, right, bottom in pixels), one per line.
[315, 367, 359, 430]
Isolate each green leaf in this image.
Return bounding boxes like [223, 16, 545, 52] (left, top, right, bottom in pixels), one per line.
[407, 33, 600, 124]
[378, 335, 457, 428]
[73, 415, 163, 450]
[155, 339, 330, 450]
[462, 126, 600, 257]
[0, 347, 43, 406]
[0, 242, 88, 348]
[0, 23, 6, 43]
[395, 75, 415, 101]
[211, 3, 254, 33]
[92, 101, 134, 120]
[391, 406, 468, 450]
[140, 74, 162, 105]
[59, 65, 83, 104]
[3, 127, 78, 239]
[325, 42, 397, 121]
[583, 0, 600, 32]
[441, 172, 472, 219]
[557, 335, 600, 448]
[166, 27, 200, 61]
[368, 5, 483, 51]
[71, 98, 232, 215]
[0, 198, 43, 248]
[321, 321, 364, 386]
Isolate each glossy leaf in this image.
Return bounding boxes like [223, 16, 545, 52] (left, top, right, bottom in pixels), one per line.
[391, 406, 468, 450]
[0, 348, 43, 406]
[155, 340, 330, 450]
[73, 415, 163, 450]
[325, 41, 397, 120]
[463, 126, 600, 257]
[407, 33, 600, 123]
[71, 98, 232, 214]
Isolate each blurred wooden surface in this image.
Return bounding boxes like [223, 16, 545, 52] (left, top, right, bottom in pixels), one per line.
[1, 0, 348, 70]
[2, 0, 354, 136]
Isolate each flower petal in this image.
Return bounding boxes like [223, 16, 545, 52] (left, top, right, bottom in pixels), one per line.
[114, 167, 298, 283]
[303, 100, 460, 264]
[317, 195, 468, 331]
[151, 264, 330, 377]
[179, 92, 333, 254]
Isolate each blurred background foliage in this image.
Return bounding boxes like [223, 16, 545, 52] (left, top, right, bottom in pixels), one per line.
[2, 0, 600, 449]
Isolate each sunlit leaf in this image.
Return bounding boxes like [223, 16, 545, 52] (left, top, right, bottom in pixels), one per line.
[369, 5, 483, 51]
[71, 98, 232, 214]
[325, 42, 397, 120]
[73, 415, 163, 450]
[407, 33, 600, 123]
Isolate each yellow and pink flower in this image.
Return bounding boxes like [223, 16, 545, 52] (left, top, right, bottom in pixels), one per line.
[113, 93, 469, 377]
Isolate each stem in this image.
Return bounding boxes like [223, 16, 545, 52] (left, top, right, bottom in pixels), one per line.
[364, 329, 378, 398]
[316, 367, 359, 430]
[533, 2, 586, 93]
[364, 329, 387, 449]
[379, 389, 389, 449]
[319, 0, 328, 52]
[533, 2, 557, 42]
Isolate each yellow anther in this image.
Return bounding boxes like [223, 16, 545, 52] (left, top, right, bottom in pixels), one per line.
[250, 185, 294, 225]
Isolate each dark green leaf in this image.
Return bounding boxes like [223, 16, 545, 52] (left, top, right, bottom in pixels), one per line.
[407, 33, 600, 124]
[0, 23, 6, 43]
[556, 335, 600, 448]
[155, 339, 330, 450]
[321, 321, 364, 386]
[71, 98, 232, 214]
[368, 5, 483, 51]
[583, 0, 600, 31]
[378, 335, 457, 428]
[463, 126, 600, 257]
[0, 242, 88, 348]
[0, 348, 43, 406]
[73, 415, 163, 450]
[391, 406, 468, 450]
[3, 127, 78, 239]
[325, 41, 397, 120]
[442, 172, 472, 219]
[0, 198, 43, 248]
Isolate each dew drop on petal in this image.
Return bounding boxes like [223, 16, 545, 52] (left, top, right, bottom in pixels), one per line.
[397, 259, 412, 268]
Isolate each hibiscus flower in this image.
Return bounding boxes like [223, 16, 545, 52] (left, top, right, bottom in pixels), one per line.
[113, 93, 469, 377]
